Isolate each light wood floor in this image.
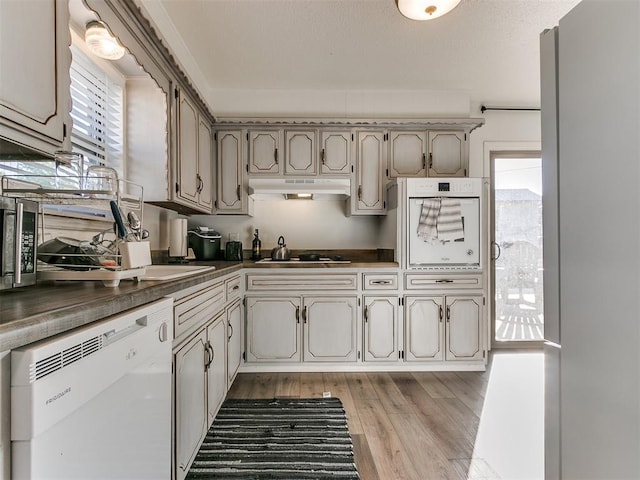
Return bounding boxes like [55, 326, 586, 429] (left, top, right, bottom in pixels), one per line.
[226, 351, 543, 480]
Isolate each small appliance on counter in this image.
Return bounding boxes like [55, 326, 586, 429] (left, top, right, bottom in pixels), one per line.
[1, 197, 38, 290]
[168, 218, 188, 263]
[225, 233, 243, 261]
[188, 226, 222, 260]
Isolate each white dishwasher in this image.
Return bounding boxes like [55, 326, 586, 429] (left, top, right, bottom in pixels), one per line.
[11, 297, 173, 480]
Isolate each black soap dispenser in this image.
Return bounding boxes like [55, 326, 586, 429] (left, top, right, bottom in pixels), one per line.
[251, 229, 262, 260]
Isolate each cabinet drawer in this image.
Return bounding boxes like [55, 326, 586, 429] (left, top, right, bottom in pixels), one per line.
[363, 273, 398, 290]
[246, 274, 357, 291]
[225, 275, 241, 301]
[405, 273, 482, 290]
[174, 281, 225, 338]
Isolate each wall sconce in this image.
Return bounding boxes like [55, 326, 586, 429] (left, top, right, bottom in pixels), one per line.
[396, 0, 462, 20]
[85, 21, 125, 60]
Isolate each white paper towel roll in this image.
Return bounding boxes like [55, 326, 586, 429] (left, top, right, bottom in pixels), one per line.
[169, 218, 188, 258]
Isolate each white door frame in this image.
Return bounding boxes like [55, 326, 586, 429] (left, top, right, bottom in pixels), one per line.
[484, 142, 543, 349]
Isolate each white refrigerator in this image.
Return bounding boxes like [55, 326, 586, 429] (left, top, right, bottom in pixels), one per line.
[541, 1, 640, 478]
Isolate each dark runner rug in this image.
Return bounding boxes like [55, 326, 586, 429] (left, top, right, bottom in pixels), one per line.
[186, 397, 360, 479]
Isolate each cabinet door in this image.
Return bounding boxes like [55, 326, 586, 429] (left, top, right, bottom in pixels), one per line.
[353, 130, 386, 214]
[388, 131, 427, 177]
[364, 296, 398, 362]
[246, 297, 301, 362]
[303, 296, 357, 362]
[320, 131, 351, 174]
[197, 118, 214, 211]
[226, 299, 242, 388]
[404, 296, 444, 361]
[174, 330, 208, 480]
[445, 296, 483, 361]
[206, 315, 227, 426]
[248, 130, 281, 174]
[216, 130, 247, 213]
[0, 0, 69, 152]
[428, 131, 466, 177]
[177, 91, 200, 205]
[285, 130, 317, 175]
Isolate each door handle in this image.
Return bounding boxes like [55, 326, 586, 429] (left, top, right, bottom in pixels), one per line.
[439, 305, 443, 322]
[491, 241, 501, 261]
[364, 305, 369, 322]
[274, 147, 278, 165]
[302, 306, 307, 323]
[228, 323, 234, 342]
[295, 306, 300, 323]
[321, 148, 326, 165]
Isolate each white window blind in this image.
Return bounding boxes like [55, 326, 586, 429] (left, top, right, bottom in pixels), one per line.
[69, 44, 124, 176]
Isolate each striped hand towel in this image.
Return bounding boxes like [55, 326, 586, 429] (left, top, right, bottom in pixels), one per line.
[437, 198, 464, 242]
[417, 198, 441, 243]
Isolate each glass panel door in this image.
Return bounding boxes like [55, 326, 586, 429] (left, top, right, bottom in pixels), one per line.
[493, 157, 544, 342]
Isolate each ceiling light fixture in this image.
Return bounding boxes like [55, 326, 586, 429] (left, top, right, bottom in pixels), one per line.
[396, 0, 462, 20]
[84, 21, 125, 60]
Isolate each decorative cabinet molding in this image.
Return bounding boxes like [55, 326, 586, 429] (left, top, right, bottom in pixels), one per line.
[352, 130, 386, 215]
[320, 130, 351, 175]
[404, 294, 483, 362]
[0, 0, 71, 156]
[216, 129, 249, 214]
[175, 89, 214, 213]
[248, 129, 282, 174]
[285, 129, 317, 175]
[428, 131, 467, 177]
[388, 131, 427, 178]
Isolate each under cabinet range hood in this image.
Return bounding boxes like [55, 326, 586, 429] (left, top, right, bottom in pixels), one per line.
[248, 178, 351, 200]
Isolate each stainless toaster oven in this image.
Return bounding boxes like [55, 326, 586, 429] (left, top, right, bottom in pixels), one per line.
[1, 197, 38, 290]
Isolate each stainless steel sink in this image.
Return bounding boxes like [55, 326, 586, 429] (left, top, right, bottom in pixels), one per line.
[138, 264, 216, 281]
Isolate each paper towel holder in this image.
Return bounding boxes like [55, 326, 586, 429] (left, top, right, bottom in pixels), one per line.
[168, 218, 189, 263]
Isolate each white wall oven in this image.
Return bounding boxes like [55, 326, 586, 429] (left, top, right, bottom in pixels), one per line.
[406, 178, 486, 271]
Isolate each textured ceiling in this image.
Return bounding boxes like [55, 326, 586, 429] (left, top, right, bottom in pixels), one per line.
[137, 0, 580, 109]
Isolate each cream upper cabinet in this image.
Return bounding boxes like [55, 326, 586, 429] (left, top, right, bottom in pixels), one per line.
[216, 129, 248, 214]
[284, 129, 317, 175]
[363, 296, 399, 362]
[352, 130, 386, 215]
[248, 129, 282, 174]
[176, 89, 213, 213]
[388, 131, 427, 178]
[0, 0, 71, 155]
[320, 130, 351, 175]
[428, 131, 466, 177]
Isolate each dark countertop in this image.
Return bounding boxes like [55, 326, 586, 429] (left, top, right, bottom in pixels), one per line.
[0, 261, 241, 352]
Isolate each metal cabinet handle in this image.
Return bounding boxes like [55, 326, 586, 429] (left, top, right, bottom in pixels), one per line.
[439, 305, 443, 322]
[435, 279, 454, 283]
[357, 185, 362, 201]
[196, 173, 203, 193]
[232, 285, 240, 290]
[204, 341, 212, 370]
[371, 280, 392, 285]
[274, 147, 278, 165]
[295, 306, 300, 323]
[321, 148, 326, 165]
[491, 241, 502, 261]
[236, 184, 241, 200]
[429, 152, 433, 169]
[446, 306, 451, 322]
[209, 343, 215, 362]
[364, 305, 369, 322]
[228, 323, 234, 342]
[302, 306, 308, 323]
[422, 153, 426, 170]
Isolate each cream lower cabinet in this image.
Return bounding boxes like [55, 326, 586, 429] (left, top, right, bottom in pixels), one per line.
[405, 295, 483, 362]
[174, 312, 226, 480]
[245, 295, 358, 363]
[226, 299, 242, 388]
[363, 296, 399, 362]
